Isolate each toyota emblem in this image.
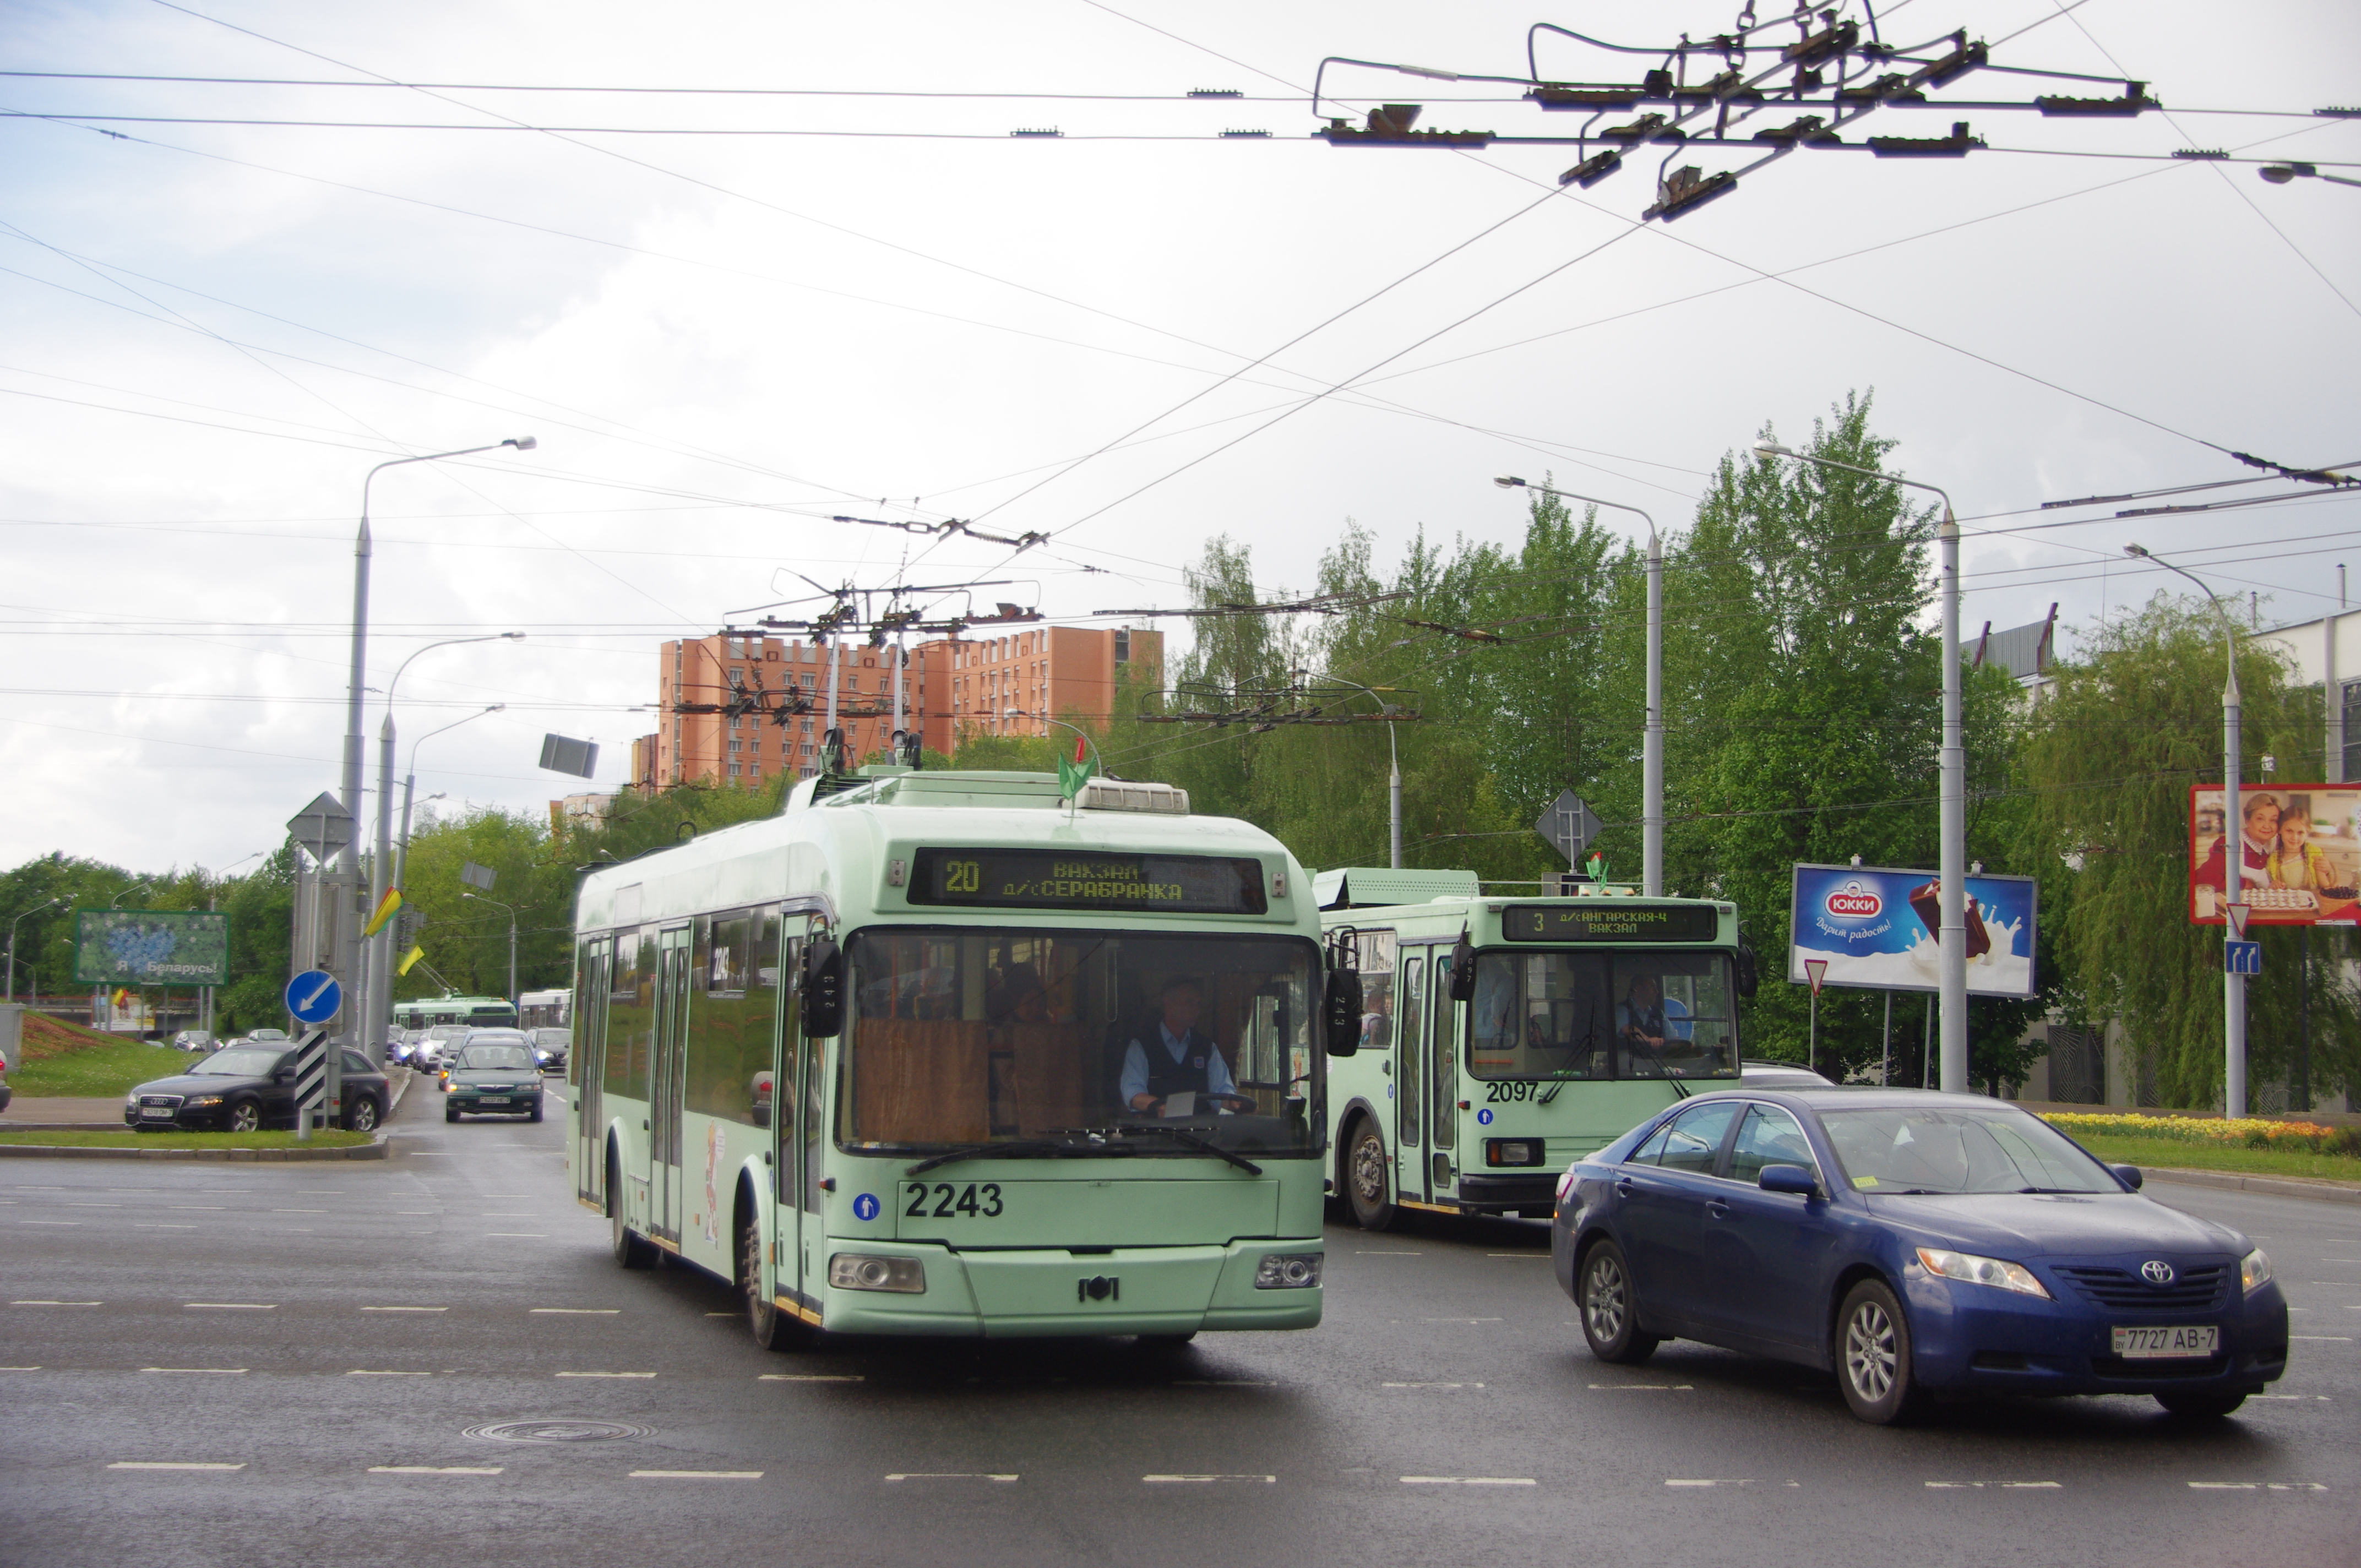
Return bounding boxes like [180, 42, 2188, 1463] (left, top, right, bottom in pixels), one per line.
[2140, 1260, 2177, 1286]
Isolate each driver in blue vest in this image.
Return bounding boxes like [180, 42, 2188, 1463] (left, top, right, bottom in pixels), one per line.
[1121, 976, 1252, 1116]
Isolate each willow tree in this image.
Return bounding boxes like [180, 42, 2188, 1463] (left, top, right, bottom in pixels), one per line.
[2021, 595, 2357, 1108]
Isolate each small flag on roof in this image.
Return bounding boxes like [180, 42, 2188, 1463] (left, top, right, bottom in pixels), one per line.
[1058, 733, 1096, 801]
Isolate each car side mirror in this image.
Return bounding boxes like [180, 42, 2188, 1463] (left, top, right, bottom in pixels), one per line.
[802, 938, 844, 1039]
[1323, 967, 1362, 1058]
[2112, 1163, 2144, 1191]
[1758, 1163, 1818, 1197]
[271, 1068, 294, 1084]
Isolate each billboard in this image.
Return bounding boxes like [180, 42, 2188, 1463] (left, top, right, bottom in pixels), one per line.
[72, 910, 230, 987]
[2188, 785, 2361, 925]
[1788, 864, 2037, 999]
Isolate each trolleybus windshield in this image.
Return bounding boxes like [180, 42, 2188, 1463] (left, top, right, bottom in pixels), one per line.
[1466, 948, 1740, 1082]
[841, 928, 1319, 1157]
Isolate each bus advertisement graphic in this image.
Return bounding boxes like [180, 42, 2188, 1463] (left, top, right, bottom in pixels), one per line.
[71, 909, 230, 987]
[1787, 864, 2037, 999]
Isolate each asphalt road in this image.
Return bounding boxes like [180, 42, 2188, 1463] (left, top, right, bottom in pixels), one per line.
[3, 1081, 2357, 1568]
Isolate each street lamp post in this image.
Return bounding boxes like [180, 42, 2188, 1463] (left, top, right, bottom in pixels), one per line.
[462, 893, 519, 1009]
[340, 439, 535, 1098]
[1496, 477, 1664, 896]
[6, 897, 66, 1005]
[367, 640, 522, 1060]
[2260, 162, 2361, 190]
[1755, 443, 1968, 1093]
[2126, 543, 2249, 1117]
[1297, 671, 1406, 869]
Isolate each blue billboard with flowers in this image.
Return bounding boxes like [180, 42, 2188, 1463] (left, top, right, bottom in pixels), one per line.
[1787, 864, 2037, 999]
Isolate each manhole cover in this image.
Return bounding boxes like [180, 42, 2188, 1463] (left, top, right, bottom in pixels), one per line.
[464, 1419, 653, 1444]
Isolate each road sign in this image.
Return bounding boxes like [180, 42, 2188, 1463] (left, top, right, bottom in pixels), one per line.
[286, 792, 353, 864]
[539, 733, 600, 779]
[460, 861, 497, 892]
[1535, 790, 1604, 866]
[2226, 902, 2251, 939]
[285, 969, 342, 1025]
[287, 1028, 328, 1135]
[2226, 940, 2262, 975]
[1804, 959, 1828, 996]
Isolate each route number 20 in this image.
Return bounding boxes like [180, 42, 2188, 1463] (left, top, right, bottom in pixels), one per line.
[904, 1182, 1004, 1218]
[943, 859, 983, 894]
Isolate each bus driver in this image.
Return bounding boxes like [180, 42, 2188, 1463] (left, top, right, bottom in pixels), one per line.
[1122, 976, 1253, 1117]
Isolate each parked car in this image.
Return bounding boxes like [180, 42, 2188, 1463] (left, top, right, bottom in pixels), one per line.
[171, 1030, 216, 1053]
[1553, 1088, 2288, 1425]
[0, 1055, 12, 1115]
[530, 1028, 570, 1073]
[443, 1039, 546, 1123]
[123, 1046, 390, 1134]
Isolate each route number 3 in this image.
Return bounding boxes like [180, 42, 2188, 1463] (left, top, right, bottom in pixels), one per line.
[904, 1181, 1004, 1218]
[943, 860, 983, 894]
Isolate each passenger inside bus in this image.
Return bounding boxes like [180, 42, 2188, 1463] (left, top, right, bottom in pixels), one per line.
[1120, 976, 1253, 1117]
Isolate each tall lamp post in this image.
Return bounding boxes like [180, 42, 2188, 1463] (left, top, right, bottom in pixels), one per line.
[340, 439, 536, 1082]
[2126, 543, 2249, 1117]
[368, 641, 521, 1059]
[1754, 442, 1967, 1093]
[461, 892, 519, 1009]
[6, 897, 66, 1005]
[1495, 477, 1663, 897]
[1298, 670, 1406, 869]
[201, 850, 266, 1038]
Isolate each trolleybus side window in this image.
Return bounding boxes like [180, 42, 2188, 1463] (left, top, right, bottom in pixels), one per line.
[837, 929, 1320, 1156]
[685, 908, 781, 1128]
[1429, 952, 1455, 1152]
[605, 928, 654, 1099]
[1397, 954, 1424, 1147]
[1353, 929, 1396, 1052]
[1467, 949, 1740, 1081]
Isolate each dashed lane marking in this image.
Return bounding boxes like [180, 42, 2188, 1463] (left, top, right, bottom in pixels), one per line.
[369, 1466, 501, 1474]
[531, 1308, 621, 1315]
[108, 1462, 245, 1471]
[1144, 1474, 1274, 1483]
[487, 1233, 548, 1239]
[141, 1368, 247, 1374]
[349, 1370, 432, 1376]
[1403, 1476, 1537, 1487]
[885, 1473, 1019, 1483]
[0, 1366, 41, 1371]
[2003, 1482, 2062, 1489]
[21, 1221, 80, 1226]
[2189, 1482, 2330, 1491]
[1666, 1479, 1756, 1488]
[2291, 1336, 2351, 1341]
[631, 1470, 763, 1480]
[13, 1300, 101, 1306]
[555, 1371, 654, 1379]
[1383, 1381, 1483, 1389]
[758, 1374, 863, 1382]
[361, 1306, 447, 1313]
[186, 1303, 275, 1310]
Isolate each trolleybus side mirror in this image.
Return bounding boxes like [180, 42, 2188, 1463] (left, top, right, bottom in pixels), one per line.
[1733, 936, 1760, 999]
[802, 939, 844, 1038]
[1448, 929, 1476, 1002]
[1323, 967, 1362, 1058]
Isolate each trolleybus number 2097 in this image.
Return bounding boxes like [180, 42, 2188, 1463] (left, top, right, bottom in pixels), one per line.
[904, 1181, 1006, 1219]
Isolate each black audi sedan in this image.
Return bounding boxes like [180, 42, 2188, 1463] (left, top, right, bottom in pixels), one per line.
[1552, 1088, 2287, 1425]
[125, 1045, 390, 1133]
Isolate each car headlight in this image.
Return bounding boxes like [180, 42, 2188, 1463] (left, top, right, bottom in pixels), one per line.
[2240, 1248, 2273, 1294]
[1916, 1246, 2050, 1299]
[126, 1091, 139, 1107]
[186, 1095, 224, 1108]
[1253, 1253, 1323, 1289]
[828, 1254, 925, 1293]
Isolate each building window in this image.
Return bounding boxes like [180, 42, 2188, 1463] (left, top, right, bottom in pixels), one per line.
[1114, 629, 1130, 664]
[728, 763, 740, 776]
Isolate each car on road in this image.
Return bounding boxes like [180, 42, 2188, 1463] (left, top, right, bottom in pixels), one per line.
[438, 1027, 532, 1091]
[124, 1046, 391, 1134]
[171, 1030, 216, 1053]
[1553, 1088, 2288, 1425]
[529, 1027, 570, 1073]
[442, 1039, 545, 1122]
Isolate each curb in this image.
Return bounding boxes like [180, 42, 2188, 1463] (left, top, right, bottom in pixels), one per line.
[2144, 1167, 2361, 1206]
[0, 1133, 391, 1162]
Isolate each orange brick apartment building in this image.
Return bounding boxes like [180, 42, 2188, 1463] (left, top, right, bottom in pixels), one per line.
[632, 625, 1161, 790]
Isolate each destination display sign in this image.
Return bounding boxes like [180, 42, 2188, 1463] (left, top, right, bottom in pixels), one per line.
[909, 848, 1268, 915]
[1502, 903, 1720, 944]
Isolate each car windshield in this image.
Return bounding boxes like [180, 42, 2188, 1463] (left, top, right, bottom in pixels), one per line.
[458, 1045, 536, 1071]
[1820, 1105, 2121, 1195]
[1467, 949, 1740, 1081]
[194, 1049, 284, 1077]
[842, 927, 1321, 1157]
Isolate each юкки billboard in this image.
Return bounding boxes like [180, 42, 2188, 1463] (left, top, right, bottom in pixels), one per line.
[1788, 864, 2037, 999]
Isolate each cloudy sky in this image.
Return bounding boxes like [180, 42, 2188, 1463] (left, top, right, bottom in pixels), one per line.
[3, 0, 2355, 876]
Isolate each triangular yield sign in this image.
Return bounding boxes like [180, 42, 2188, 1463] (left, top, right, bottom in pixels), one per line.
[1804, 958, 1829, 996]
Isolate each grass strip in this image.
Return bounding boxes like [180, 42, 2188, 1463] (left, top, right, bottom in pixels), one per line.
[9, 1037, 198, 1097]
[2070, 1133, 2361, 1184]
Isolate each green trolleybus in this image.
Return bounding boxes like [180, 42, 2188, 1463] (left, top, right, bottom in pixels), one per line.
[1318, 867, 1754, 1229]
[568, 769, 1340, 1345]
[391, 995, 519, 1031]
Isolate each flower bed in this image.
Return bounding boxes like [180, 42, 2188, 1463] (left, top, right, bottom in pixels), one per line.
[2042, 1111, 2361, 1158]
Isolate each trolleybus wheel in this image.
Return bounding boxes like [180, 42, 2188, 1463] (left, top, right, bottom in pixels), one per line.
[1346, 1119, 1395, 1232]
[741, 1211, 807, 1351]
[608, 1148, 656, 1270]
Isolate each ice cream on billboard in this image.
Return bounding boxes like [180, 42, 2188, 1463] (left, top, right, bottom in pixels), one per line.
[1788, 864, 2036, 999]
[1907, 878, 1992, 959]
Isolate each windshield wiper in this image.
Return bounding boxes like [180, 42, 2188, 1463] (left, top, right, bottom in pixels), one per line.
[1116, 1125, 1263, 1176]
[904, 1139, 1090, 1178]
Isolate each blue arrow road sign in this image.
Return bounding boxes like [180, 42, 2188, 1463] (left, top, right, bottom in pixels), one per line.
[285, 969, 342, 1025]
[2225, 940, 2263, 976]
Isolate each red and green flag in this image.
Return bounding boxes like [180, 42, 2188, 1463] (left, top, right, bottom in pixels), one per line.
[1057, 734, 1095, 800]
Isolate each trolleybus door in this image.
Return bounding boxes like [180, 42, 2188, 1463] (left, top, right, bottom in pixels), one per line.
[574, 937, 611, 1208]
[1397, 951, 1427, 1205]
[769, 922, 814, 1317]
[794, 914, 831, 1312]
[650, 924, 692, 1245]
[1429, 949, 1457, 1201]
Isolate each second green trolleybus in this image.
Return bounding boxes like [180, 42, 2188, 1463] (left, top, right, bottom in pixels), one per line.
[568, 769, 1347, 1344]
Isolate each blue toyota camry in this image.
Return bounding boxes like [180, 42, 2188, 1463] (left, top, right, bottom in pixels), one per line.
[1550, 1088, 2288, 1424]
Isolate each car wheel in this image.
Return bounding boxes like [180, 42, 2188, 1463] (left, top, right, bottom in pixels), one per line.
[2156, 1390, 2249, 1420]
[444, 1104, 460, 1123]
[226, 1100, 262, 1134]
[610, 1150, 655, 1270]
[1346, 1119, 1396, 1232]
[1578, 1240, 1661, 1364]
[1836, 1279, 1924, 1425]
[526, 1102, 543, 1123]
[741, 1211, 804, 1350]
[345, 1097, 379, 1134]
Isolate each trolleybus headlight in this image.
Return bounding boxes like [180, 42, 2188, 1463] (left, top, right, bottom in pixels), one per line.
[1484, 1138, 1544, 1167]
[829, 1253, 926, 1294]
[1254, 1253, 1323, 1289]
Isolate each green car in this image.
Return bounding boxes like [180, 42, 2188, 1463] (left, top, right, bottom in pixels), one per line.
[444, 1040, 546, 1123]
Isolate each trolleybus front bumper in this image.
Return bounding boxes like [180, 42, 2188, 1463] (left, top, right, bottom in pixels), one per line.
[798, 1240, 1324, 1338]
